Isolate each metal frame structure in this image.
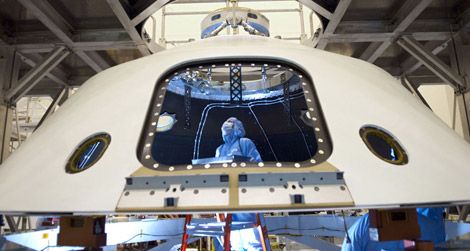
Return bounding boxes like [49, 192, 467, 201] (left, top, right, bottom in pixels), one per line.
[0, 0, 468, 96]
[0, 0, 470, 236]
[229, 66, 243, 103]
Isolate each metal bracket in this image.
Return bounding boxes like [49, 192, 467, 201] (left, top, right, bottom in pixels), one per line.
[118, 174, 230, 210]
[238, 172, 352, 207]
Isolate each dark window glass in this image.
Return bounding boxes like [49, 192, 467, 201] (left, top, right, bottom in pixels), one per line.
[139, 61, 331, 171]
[66, 133, 111, 173]
[247, 13, 258, 19]
[211, 14, 221, 21]
[360, 126, 408, 165]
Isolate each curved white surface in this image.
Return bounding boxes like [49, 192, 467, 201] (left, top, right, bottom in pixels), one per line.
[1, 35, 470, 213]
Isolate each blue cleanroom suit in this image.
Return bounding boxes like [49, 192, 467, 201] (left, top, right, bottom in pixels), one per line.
[215, 117, 262, 162]
[214, 118, 264, 251]
[341, 208, 445, 251]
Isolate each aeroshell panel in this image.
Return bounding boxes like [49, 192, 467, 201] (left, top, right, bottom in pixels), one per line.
[1, 36, 470, 214]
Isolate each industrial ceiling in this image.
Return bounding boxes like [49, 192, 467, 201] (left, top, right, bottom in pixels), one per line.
[0, 0, 469, 104]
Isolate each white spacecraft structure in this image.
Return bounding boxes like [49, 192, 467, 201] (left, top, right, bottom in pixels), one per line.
[1, 5, 470, 215]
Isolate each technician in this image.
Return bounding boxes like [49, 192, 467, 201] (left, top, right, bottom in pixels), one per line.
[215, 117, 262, 162]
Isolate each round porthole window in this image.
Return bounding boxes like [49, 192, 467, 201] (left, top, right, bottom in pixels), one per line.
[66, 133, 111, 174]
[359, 126, 408, 165]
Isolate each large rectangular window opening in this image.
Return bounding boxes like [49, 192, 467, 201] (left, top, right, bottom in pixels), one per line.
[138, 61, 331, 171]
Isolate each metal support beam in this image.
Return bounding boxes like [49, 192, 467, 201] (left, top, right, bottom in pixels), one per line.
[34, 87, 67, 131]
[0, 105, 13, 164]
[5, 216, 18, 233]
[18, 0, 110, 72]
[184, 85, 191, 129]
[17, 53, 68, 86]
[456, 92, 470, 142]
[297, 0, 332, 20]
[458, 206, 469, 221]
[359, 42, 388, 61]
[324, 31, 450, 43]
[107, 0, 153, 56]
[401, 40, 450, 75]
[229, 66, 242, 103]
[5, 46, 70, 103]
[449, 35, 470, 142]
[282, 73, 291, 123]
[0, 48, 16, 164]
[397, 36, 465, 90]
[16, 40, 137, 54]
[400, 75, 432, 109]
[401, 11, 470, 76]
[14, 27, 136, 53]
[75, 51, 110, 72]
[131, 0, 173, 26]
[85, 51, 111, 70]
[361, 0, 433, 63]
[17, 0, 74, 43]
[316, 0, 351, 50]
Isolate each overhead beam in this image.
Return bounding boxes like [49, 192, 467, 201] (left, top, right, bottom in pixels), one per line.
[401, 9, 470, 76]
[397, 36, 465, 90]
[16, 40, 137, 54]
[297, 0, 332, 20]
[18, 0, 110, 72]
[316, 0, 352, 50]
[17, 0, 74, 44]
[75, 51, 111, 72]
[131, 0, 173, 26]
[323, 31, 450, 43]
[406, 75, 444, 85]
[84, 51, 112, 70]
[401, 40, 450, 75]
[11, 30, 443, 51]
[5, 46, 70, 103]
[107, 0, 153, 56]
[361, 0, 433, 63]
[17, 53, 68, 86]
[335, 19, 454, 34]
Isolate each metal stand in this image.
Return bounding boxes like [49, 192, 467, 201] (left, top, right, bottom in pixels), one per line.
[180, 215, 193, 251]
[180, 213, 272, 251]
[219, 214, 233, 251]
[257, 214, 272, 251]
